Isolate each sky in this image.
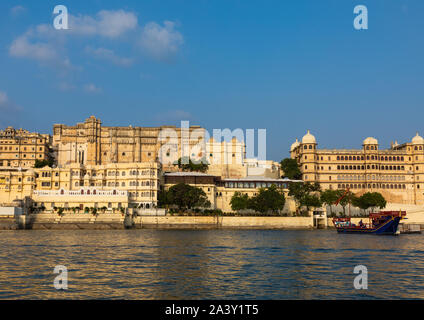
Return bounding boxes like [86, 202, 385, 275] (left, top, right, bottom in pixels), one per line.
[0, 0, 423, 161]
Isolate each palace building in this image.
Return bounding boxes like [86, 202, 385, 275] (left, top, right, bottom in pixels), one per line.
[290, 131, 424, 205]
[0, 127, 51, 168]
[52, 116, 206, 171]
[0, 162, 160, 210]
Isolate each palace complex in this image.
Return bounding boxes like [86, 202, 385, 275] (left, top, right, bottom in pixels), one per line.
[290, 130, 424, 205]
[0, 116, 282, 213]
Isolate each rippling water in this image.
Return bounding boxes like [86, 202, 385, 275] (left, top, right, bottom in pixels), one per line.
[0, 229, 423, 299]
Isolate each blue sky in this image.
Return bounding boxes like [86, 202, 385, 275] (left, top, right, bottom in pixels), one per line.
[0, 0, 423, 161]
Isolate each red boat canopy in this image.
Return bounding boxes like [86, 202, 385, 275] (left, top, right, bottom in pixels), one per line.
[369, 211, 406, 219]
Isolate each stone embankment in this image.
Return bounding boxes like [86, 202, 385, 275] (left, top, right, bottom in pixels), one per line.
[4, 213, 315, 230]
[2, 210, 423, 230]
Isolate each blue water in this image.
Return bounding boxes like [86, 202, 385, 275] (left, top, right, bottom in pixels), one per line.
[0, 229, 423, 299]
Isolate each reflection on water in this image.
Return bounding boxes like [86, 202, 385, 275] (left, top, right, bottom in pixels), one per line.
[0, 229, 424, 299]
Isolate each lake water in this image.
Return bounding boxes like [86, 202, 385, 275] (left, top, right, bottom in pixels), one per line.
[0, 229, 423, 299]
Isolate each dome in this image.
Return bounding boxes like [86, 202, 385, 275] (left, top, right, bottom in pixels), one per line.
[301, 130, 316, 144]
[363, 137, 378, 145]
[412, 132, 424, 145]
[290, 138, 300, 151]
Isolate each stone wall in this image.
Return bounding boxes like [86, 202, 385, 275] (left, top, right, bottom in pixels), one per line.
[18, 214, 315, 230]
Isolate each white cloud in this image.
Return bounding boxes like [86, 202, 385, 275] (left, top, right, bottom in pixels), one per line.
[9, 35, 58, 62]
[139, 21, 183, 61]
[10, 5, 27, 17]
[85, 46, 133, 66]
[83, 83, 102, 94]
[69, 10, 138, 38]
[8, 9, 184, 92]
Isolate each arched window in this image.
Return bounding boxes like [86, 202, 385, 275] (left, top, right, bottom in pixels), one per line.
[337, 156, 340, 160]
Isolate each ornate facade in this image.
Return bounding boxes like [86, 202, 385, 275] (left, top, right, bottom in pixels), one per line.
[0, 162, 160, 209]
[0, 127, 50, 168]
[290, 131, 424, 204]
[53, 116, 206, 171]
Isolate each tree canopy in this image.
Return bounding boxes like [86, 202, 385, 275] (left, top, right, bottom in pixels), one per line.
[161, 183, 211, 210]
[354, 192, 387, 213]
[34, 158, 54, 168]
[230, 185, 286, 214]
[288, 182, 321, 214]
[320, 189, 339, 214]
[280, 158, 302, 180]
[230, 192, 250, 211]
[249, 185, 286, 214]
[174, 156, 209, 173]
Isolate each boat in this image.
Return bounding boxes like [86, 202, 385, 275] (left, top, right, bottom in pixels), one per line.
[333, 211, 406, 235]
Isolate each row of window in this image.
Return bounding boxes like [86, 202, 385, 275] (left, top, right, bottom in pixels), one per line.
[336, 165, 406, 171]
[337, 155, 405, 161]
[224, 182, 288, 189]
[337, 175, 406, 181]
[0, 139, 44, 144]
[0, 146, 43, 151]
[338, 183, 407, 190]
[129, 191, 155, 198]
[71, 170, 156, 177]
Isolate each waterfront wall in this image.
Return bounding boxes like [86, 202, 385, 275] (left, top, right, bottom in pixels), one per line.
[3, 210, 424, 230]
[137, 216, 313, 229]
[10, 213, 314, 230]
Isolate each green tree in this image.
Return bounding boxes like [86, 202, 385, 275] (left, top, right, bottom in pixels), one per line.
[174, 157, 209, 173]
[280, 158, 302, 180]
[288, 182, 321, 214]
[371, 192, 387, 211]
[302, 194, 322, 211]
[230, 192, 250, 211]
[356, 192, 387, 213]
[166, 183, 211, 210]
[335, 189, 356, 215]
[34, 158, 54, 168]
[249, 185, 286, 214]
[320, 189, 339, 215]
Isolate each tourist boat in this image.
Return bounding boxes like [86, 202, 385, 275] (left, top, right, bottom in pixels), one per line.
[333, 211, 406, 235]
